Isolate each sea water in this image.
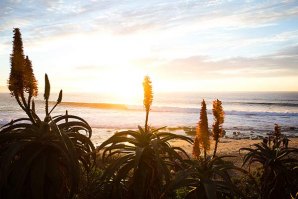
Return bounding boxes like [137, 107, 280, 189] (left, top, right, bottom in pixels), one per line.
[1, 92, 297, 145]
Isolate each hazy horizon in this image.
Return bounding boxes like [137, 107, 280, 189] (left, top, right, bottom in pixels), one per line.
[1, 90, 298, 107]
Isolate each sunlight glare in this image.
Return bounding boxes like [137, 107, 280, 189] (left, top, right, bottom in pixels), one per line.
[99, 69, 144, 105]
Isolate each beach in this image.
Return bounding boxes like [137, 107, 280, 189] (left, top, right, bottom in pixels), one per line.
[169, 137, 298, 167]
[1, 91, 298, 149]
[170, 137, 298, 155]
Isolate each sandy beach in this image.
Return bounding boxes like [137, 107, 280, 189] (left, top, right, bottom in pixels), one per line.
[170, 137, 298, 166]
[170, 137, 298, 155]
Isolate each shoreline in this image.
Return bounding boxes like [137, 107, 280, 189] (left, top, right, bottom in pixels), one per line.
[91, 127, 298, 169]
[91, 127, 298, 167]
[90, 126, 298, 142]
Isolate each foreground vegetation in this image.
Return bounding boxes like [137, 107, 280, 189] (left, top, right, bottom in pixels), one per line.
[0, 28, 297, 199]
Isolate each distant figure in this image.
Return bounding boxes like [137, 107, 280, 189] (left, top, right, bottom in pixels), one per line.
[282, 136, 289, 148]
[262, 137, 268, 145]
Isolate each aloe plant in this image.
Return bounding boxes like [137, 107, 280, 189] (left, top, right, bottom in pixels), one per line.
[163, 156, 249, 199]
[97, 126, 193, 199]
[0, 75, 96, 199]
[97, 76, 193, 199]
[241, 141, 298, 199]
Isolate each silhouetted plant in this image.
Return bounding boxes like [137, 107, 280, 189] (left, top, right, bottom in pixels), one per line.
[212, 99, 224, 158]
[163, 156, 247, 199]
[77, 167, 103, 199]
[97, 76, 193, 199]
[195, 99, 210, 160]
[233, 167, 263, 199]
[240, 141, 298, 199]
[0, 75, 96, 199]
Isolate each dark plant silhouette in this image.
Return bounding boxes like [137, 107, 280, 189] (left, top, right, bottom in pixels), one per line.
[212, 99, 224, 158]
[0, 74, 96, 199]
[143, 76, 153, 133]
[97, 76, 193, 199]
[2, 28, 96, 199]
[163, 156, 247, 199]
[195, 99, 210, 160]
[240, 140, 298, 199]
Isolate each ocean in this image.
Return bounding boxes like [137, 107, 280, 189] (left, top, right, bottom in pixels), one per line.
[1, 92, 298, 146]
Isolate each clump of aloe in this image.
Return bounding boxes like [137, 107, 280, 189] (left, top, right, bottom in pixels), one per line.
[0, 28, 95, 199]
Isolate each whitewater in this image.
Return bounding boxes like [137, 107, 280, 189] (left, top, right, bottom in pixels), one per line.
[1, 92, 297, 145]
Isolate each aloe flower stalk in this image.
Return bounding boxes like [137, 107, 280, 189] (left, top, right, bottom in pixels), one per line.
[8, 28, 25, 98]
[212, 99, 224, 158]
[196, 99, 210, 160]
[192, 136, 201, 159]
[24, 56, 38, 97]
[8, 28, 38, 124]
[143, 76, 153, 133]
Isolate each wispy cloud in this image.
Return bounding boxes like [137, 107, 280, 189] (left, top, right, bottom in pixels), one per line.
[157, 45, 298, 80]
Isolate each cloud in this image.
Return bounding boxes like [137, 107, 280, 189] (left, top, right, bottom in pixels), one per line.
[157, 45, 298, 80]
[1, 0, 297, 43]
[0, 0, 297, 93]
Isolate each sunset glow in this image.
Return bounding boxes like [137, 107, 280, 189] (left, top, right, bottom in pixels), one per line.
[0, 2, 298, 197]
[0, 0, 298, 97]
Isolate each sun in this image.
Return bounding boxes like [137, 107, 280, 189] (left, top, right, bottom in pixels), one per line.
[97, 69, 144, 105]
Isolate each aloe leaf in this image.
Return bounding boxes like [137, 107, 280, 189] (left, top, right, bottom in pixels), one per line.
[44, 74, 50, 101]
[30, 154, 46, 199]
[57, 89, 63, 103]
[31, 99, 35, 113]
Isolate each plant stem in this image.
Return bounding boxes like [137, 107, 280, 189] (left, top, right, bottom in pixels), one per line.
[145, 109, 149, 133]
[15, 94, 26, 112]
[213, 140, 218, 158]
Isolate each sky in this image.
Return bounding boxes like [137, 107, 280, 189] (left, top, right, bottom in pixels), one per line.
[0, 0, 298, 100]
